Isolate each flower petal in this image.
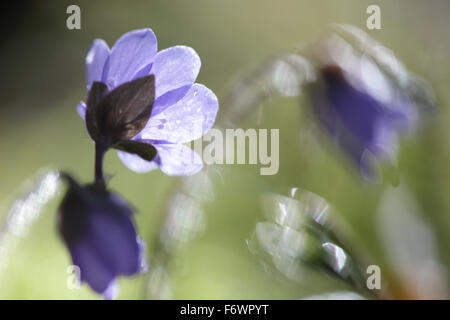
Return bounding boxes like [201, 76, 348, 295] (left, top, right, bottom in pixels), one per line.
[86, 39, 110, 89]
[106, 29, 157, 88]
[141, 84, 219, 143]
[87, 208, 141, 276]
[102, 280, 119, 300]
[151, 85, 192, 117]
[117, 149, 159, 173]
[117, 142, 203, 176]
[69, 239, 115, 294]
[150, 46, 201, 99]
[155, 143, 203, 176]
[77, 101, 86, 121]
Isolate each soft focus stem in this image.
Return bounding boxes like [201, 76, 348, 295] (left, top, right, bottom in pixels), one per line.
[94, 143, 106, 188]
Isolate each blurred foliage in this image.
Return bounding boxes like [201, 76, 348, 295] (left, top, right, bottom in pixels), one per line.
[0, 0, 449, 299]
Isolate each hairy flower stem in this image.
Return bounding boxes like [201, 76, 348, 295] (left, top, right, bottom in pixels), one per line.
[94, 144, 106, 188]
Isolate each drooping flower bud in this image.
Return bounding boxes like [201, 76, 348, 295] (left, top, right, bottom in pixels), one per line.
[306, 32, 422, 182]
[57, 175, 145, 298]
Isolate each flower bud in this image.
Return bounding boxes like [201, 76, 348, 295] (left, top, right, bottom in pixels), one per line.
[57, 175, 144, 298]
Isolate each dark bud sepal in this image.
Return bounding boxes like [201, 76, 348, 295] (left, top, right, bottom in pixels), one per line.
[85, 75, 156, 155]
[113, 140, 157, 162]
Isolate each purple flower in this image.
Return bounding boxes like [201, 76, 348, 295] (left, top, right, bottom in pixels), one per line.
[308, 39, 418, 180]
[58, 175, 144, 298]
[77, 29, 218, 176]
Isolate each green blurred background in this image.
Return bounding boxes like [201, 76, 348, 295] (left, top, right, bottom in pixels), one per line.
[0, 0, 449, 299]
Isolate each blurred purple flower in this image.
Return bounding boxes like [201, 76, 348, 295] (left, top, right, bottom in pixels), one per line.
[308, 39, 418, 180]
[58, 175, 144, 298]
[77, 28, 218, 176]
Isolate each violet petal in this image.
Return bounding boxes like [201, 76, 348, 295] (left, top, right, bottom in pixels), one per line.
[106, 29, 157, 88]
[150, 46, 200, 99]
[141, 84, 218, 143]
[86, 39, 110, 90]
